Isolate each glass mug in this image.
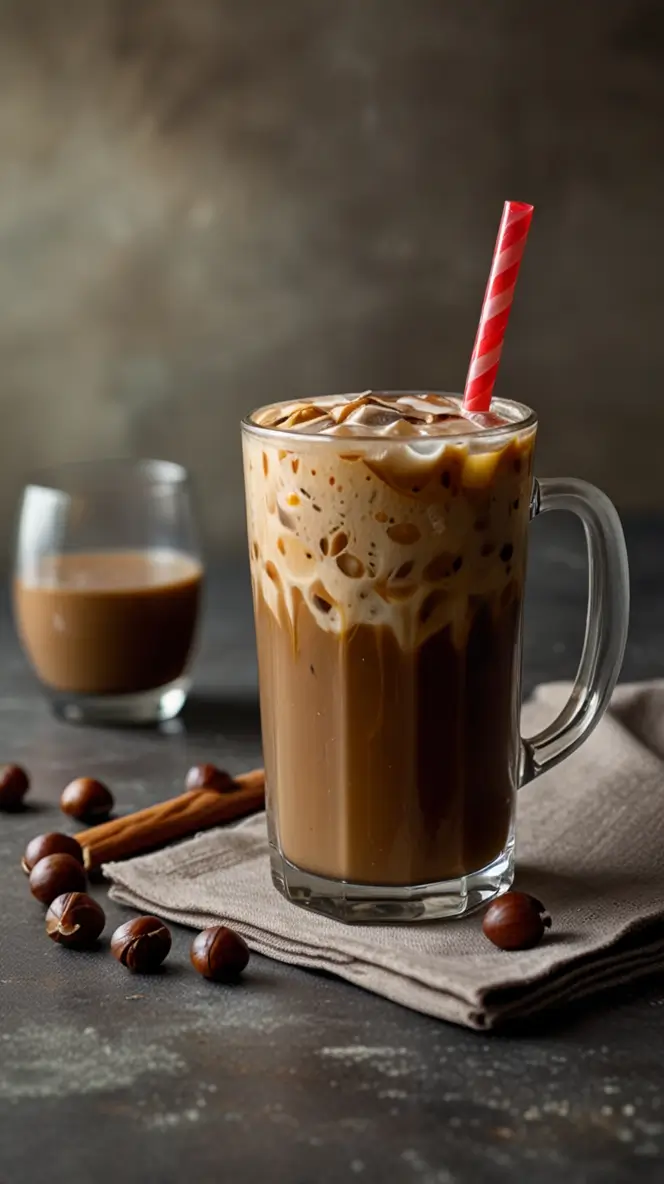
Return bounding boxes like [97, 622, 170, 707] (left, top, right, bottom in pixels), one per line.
[14, 459, 203, 725]
[242, 394, 629, 922]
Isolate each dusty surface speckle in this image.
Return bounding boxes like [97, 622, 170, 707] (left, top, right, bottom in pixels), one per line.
[0, 1022, 187, 1100]
[144, 1107, 202, 1131]
[319, 1046, 416, 1080]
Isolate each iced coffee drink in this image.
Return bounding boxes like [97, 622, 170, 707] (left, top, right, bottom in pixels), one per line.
[243, 392, 537, 920]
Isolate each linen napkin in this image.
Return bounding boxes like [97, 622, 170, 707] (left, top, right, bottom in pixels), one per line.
[106, 682, 664, 1029]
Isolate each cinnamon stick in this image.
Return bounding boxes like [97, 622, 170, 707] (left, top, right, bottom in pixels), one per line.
[76, 768, 265, 871]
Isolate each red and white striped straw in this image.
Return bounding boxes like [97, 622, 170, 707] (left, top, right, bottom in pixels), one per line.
[463, 200, 534, 413]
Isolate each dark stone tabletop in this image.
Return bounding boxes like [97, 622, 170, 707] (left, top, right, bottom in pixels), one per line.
[1, 513, 663, 1184]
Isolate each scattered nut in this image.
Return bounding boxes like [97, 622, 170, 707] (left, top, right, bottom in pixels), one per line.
[0, 765, 30, 810]
[29, 853, 87, 905]
[190, 925, 250, 982]
[185, 764, 235, 794]
[22, 832, 84, 875]
[46, 892, 106, 948]
[482, 891, 552, 951]
[60, 778, 114, 823]
[111, 916, 172, 973]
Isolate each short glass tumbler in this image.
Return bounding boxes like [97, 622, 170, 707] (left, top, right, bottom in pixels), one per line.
[14, 459, 203, 725]
[242, 393, 629, 923]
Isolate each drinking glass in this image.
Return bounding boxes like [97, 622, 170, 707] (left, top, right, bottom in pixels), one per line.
[242, 393, 629, 922]
[14, 459, 203, 725]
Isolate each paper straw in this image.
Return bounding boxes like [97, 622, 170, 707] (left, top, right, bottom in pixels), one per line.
[463, 201, 534, 413]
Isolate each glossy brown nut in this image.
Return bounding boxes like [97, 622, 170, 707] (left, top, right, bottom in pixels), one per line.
[60, 778, 114, 823]
[185, 764, 235, 794]
[482, 891, 552, 951]
[29, 853, 87, 905]
[111, 916, 172, 973]
[0, 765, 30, 810]
[190, 925, 250, 982]
[22, 832, 84, 875]
[46, 892, 106, 948]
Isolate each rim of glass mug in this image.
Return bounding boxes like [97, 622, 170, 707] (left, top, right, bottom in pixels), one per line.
[242, 392, 538, 445]
[22, 457, 190, 496]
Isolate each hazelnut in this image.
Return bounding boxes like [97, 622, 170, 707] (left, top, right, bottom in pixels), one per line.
[111, 916, 172, 973]
[0, 765, 30, 810]
[29, 853, 87, 905]
[60, 777, 114, 823]
[46, 892, 106, 948]
[482, 892, 552, 951]
[185, 764, 235, 794]
[22, 832, 84, 875]
[190, 925, 250, 982]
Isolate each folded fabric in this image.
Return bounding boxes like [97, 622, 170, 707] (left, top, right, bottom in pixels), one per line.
[106, 682, 664, 1029]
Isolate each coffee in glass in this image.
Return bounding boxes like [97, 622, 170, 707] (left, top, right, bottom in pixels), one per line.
[242, 392, 628, 921]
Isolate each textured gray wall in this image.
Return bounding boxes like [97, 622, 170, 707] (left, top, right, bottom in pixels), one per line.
[0, 0, 662, 555]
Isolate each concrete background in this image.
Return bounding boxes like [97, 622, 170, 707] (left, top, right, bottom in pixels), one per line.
[0, 0, 662, 555]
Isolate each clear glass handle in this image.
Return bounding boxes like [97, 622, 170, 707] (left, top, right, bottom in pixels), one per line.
[521, 477, 630, 784]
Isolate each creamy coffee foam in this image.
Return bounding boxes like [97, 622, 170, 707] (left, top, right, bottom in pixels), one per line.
[253, 391, 512, 438]
[244, 394, 535, 648]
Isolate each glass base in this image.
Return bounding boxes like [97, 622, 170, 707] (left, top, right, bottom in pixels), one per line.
[49, 678, 190, 726]
[270, 842, 515, 923]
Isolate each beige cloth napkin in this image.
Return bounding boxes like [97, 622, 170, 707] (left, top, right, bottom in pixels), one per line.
[106, 682, 664, 1030]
